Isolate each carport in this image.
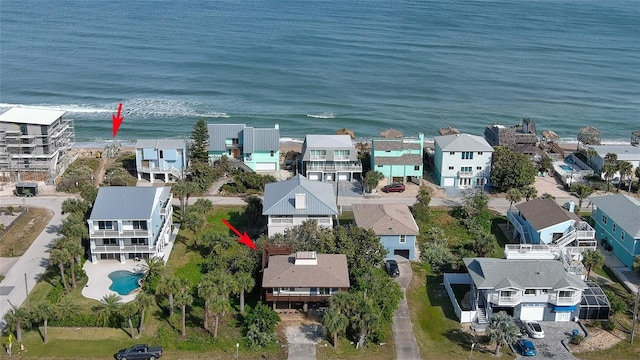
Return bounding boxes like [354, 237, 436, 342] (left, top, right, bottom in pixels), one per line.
[579, 281, 610, 320]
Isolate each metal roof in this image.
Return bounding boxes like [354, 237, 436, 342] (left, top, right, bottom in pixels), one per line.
[463, 258, 587, 290]
[243, 127, 279, 153]
[587, 145, 640, 161]
[301, 135, 358, 161]
[434, 133, 494, 152]
[136, 139, 188, 149]
[352, 203, 419, 235]
[589, 194, 640, 237]
[262, 253, 350, 288]
[0, 107, 65, 126]
[89, 186, 170, 220]
[262, 174, 338, 216]
[207, 124, 246, 151]
[515, 198, 580, 231]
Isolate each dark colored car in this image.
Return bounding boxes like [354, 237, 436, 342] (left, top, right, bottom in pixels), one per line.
[385, 259, 400, 277]
[514, 339, 537, 356]
[381, 183, 405, 193]
[115, 344, 163, 360]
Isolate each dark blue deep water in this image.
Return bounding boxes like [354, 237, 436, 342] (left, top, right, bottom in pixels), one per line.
[1, 1, 638, 143]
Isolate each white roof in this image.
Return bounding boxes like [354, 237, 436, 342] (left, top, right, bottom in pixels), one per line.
[588, 145, 640, 161]
[0, 107, 66, 126]
[434, 133, 494, 152]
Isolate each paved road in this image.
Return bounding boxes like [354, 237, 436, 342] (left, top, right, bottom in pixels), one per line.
[0, 195, 72, 328]
[392, 256, 422, 360]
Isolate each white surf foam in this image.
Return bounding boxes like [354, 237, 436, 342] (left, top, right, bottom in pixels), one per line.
[306, 112, 336, 119]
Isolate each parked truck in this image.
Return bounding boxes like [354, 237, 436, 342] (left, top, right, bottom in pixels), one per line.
[115, 344, 163, 360]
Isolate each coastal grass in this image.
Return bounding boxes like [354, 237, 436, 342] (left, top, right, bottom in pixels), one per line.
[316, 326, 396, 360]
[0, 207, 53, 257]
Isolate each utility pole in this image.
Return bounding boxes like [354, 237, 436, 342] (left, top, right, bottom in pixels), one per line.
[24, 273, 29, 311]
[631, 281, 639, 343]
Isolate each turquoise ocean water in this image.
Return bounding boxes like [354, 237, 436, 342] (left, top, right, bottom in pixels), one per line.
[1, 0, 638, 143]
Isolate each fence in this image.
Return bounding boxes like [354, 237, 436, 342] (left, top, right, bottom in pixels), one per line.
[443, 273, 476, 323]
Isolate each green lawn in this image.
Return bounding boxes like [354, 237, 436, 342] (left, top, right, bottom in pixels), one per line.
[316, 327, 396, 360]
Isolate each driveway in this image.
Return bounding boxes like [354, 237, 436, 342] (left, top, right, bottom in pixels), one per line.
[515, 321, 582, 360]
[391, 256, 421, 360]
[285, 322, 323, 360]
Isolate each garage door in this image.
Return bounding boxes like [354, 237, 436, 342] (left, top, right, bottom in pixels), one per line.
[520, 305, 545, 321]
[444, 178, 455, 187]
[256, 163, 276, 171]
[309, 174, 320, 181]
[394, 249, 410, 260]
[338, 173, 348, 181]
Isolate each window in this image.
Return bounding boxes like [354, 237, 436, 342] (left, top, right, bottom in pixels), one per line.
[228, 149, 232, 155]
[461, 151, 473, 160]
[98, 221, 113, 230]
[524, 289, 536, 295]
[461, 166, 472, 173]
[478, 152, 483, 155]
[132, 221, 148, 230]
[449, 151, 455, 155]
[500, 290, 517, 298]
[621, 232, 625, 240]
[558, 290, 574, 298]
[159, 150, 164, 158]
[476, 166, 482, 170]
[377, 165, 383, 168]
[334, 150, 349, 160]
[319, 288, 330, 295]
[310, 150, 326, 159]
[400, 235, 406, 244]
[414, 165, 420, 171]
[448, 166, 454, 170]
[539, 289, 549, 295]
[270, 150, 274, 157]
[103, 238, 117, 245]
[131, 238, 147, 245]
[602, 215, 607, 224]
[612, 224, 617, 232]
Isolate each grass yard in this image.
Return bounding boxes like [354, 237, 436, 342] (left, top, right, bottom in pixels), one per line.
[316, 327, 396, 360]
[0, 207, 53, 257]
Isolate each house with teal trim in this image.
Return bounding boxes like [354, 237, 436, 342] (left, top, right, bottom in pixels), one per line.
[135, 139, 189, 182]
[589, 194, 640, 268]
[371, 132, 424, 184]
[433, 133, 493, 190]
[207, 123, 280, 172]
[300, 135, 361, 181]
[352, 203, 418, 261]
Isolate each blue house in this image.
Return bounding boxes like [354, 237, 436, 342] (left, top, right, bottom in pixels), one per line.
[87, 187, 173, 264]
[433, 133, 493, 190]
[352, 203, 418, 260]
[208, 124, 280, 172]
[590, 194, 640, 268]
[135, 139, 189, 182]
[371, 132, 424, 184]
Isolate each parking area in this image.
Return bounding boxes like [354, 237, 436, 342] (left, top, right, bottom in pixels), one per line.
[514, 321, 584, 360]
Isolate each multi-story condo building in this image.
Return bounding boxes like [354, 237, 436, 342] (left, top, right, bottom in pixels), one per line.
[300, 134, 362, 181]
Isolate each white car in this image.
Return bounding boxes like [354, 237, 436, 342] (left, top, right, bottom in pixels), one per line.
[524, 320, 545, 339]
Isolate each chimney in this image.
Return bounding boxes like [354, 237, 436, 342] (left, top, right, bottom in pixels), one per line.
[275, 123, 279, 129]
[295, 193, 306, 209]
[568, 201, 575, 213]
[295, 251, 318, 265]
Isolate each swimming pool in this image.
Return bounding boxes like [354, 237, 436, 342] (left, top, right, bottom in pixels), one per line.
[560, 165, 573, 171]
[108, 270, 143, 295]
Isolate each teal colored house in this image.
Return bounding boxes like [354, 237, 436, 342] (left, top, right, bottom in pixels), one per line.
[371, 132, 424, 184]
[136, 139, 189, 182]
[208, 124, 280, 172]
[352, 203, 418, 260]
[590, 195, 640, 268]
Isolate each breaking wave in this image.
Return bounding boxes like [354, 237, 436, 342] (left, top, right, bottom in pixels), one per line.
[306, 112, 335, 119]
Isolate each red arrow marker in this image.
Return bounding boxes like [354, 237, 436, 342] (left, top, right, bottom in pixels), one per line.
[222, 219, 257, 250]
[112, 103, 124, 138]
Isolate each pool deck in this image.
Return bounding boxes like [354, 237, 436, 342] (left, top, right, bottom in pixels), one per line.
[81, 225, 180, 303]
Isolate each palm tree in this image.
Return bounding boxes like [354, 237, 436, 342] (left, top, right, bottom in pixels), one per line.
[54, 236, 83, 288]
[140, 257, 165, 283]
[602, 162, 618, 192]
[197, 278, 217, 331]
[174, 288, 193, 337]
[487, 311, 519, 356]
[635, 167, 640, 193]
[234, 271, 255, 314]
[156, 274, 181, 316]
[522, 185, 537, 201]
[183, 210, 205, 240]
[618, 160, 633, 191]
[135, 291, 154, 338]
[323, 307, 348, 348]
[121, 302, 138, 339]
[32, 302, 55, 343]
[96, 293, 123, 327]
[56, 296, 80, 322]
[582, 250, 605, 280]
[506, 188, 522, 210]
[172, 179, 189, 221]
[571, 183, 594, 212]
[49, 248, 71, 292]
[540, 193, 555, 199]
[3, 307, 30, 342]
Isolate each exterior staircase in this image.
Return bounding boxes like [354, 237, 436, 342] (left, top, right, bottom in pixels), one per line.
[168, 167, 182, 179]
[555, 230, 577, 247]
[476, 293, 488, 324]
[228, 158, 254, 173]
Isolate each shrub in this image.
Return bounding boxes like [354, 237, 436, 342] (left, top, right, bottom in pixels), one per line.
[604, 289, 627, 315]
[243, 302, 280, 348]
[571, 334, 585, 345]
[603, 321, 616, 331]
[45, 284, 64, 304]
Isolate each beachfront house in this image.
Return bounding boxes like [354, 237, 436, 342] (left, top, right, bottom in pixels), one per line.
[433, 133, 493, 190]
[262, 250, 350, 310]
[262, 174, 338, 236]
[589, 194, 640, 269]
[87, 186, 173, 264]
[583, 144, 640, 181]
[135, 139, 189, 182]
[0, 107, 75, 181]
[300, 134, 362, 181]
[352, 203, 418, 261]
[370, 132, 424, 184]
[207, 123, 280, 172]
[484, 118, 538, 155]
[449, 258, 587, 324]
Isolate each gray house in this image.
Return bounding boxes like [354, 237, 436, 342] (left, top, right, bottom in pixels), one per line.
[300, 134, 362, 181]
[87, 186, 173, 263]
[262, 174, 338, 236]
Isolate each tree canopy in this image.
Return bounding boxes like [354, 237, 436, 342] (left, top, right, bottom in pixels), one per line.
[490, 146, 536, 192]
[190, 118, 209, 164]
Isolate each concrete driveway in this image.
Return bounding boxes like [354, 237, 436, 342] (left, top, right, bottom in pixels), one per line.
[391, 256, 421, 360]
[515, 321, 582, 360]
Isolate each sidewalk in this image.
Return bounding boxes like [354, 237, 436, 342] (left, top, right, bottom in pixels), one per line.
[598, 244, 639, 294]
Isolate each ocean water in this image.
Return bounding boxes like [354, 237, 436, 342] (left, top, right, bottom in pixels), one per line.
[1, 0, 638, 143]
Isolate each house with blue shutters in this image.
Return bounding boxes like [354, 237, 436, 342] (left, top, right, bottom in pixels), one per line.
[371, 132, 424, 184]
[208, 124, 280, 172]
[87, 186, 173, 264]
[589, 194, 640, 268]
[352, 203, 418, 261]
[135, 139, 189, 182]
[433, 133, 493, 190]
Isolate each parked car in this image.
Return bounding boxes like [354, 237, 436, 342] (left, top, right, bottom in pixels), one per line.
[381, 183, 405, 193]
[115, 344, 163, 360]
[514, 339, 537, 356]
[385, 259, 400, 277]
[524, 320, 545, 339]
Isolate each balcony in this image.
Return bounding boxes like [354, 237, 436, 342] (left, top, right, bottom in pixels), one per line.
[91, 229, 150, 238]
[458, 170, 474, 177]
[306, 162, 362, 172]
[549, 293, 581, 305]
[265, 293, 332, 303]
[488, 293, 521, 306]
[91, 244, 154, 253]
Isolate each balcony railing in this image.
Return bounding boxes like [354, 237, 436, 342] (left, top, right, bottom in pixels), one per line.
[91, 244, 154, 253]
[306, 162, 362, 171]
[270, 218, 294, 224]
[265, 293, 332, 302]
[458, 170, 474, 177]
[549, 293, 581, 305]
[489, 294, 521, 305]
[91, 229, 150, 237]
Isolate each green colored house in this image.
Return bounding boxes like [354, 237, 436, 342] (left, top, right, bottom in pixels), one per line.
[207, 123, 280, 172]
[371, 132, 424, 184]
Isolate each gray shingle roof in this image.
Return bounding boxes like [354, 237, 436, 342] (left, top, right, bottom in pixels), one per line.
[262, 254, 350, 288]
[434, 133, 494, 152]
[301, 135, 358, 161]
[464, 258, 586, 290]
[352, 203, 419, 235]
[515, 198, 580, 231]
[136, 139, 188, 149]
[374, 154, 423, 166]
[262, 174, 338, 216]
[590, 194, 640, 237]
[89, 186, 170, 220]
